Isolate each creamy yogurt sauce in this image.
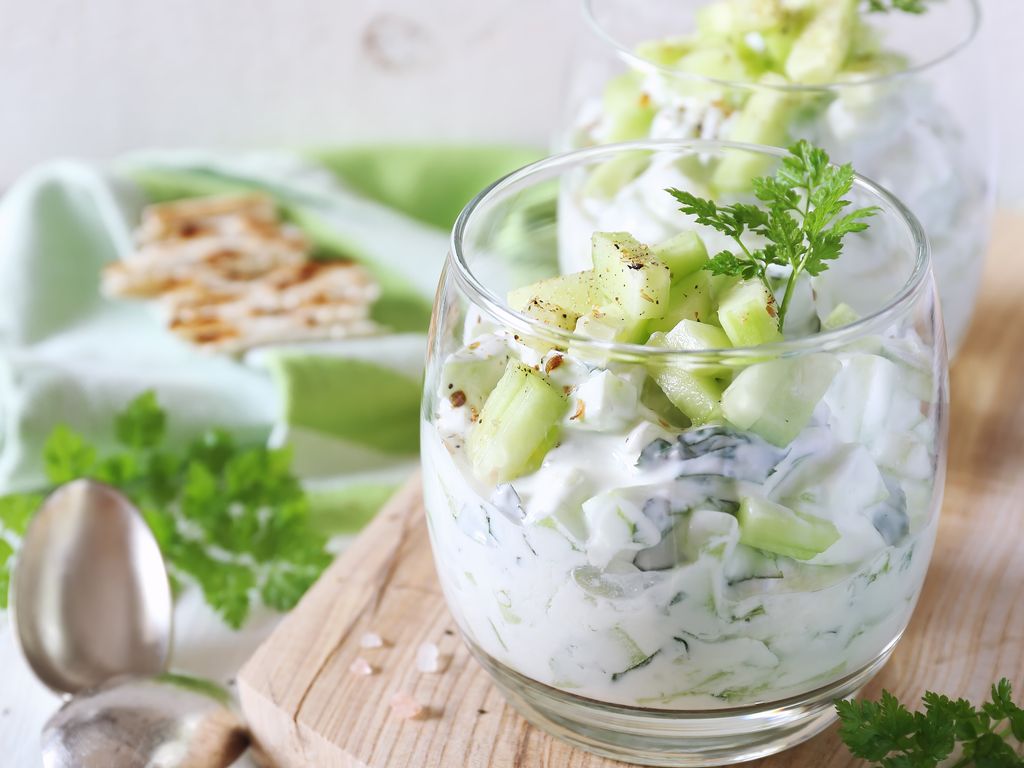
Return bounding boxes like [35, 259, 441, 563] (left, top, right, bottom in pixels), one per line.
[423, 324, 940, 709]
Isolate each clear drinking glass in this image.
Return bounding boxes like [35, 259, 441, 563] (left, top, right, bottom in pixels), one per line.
[421, 142, 948, 766]
[558, 0, 992, 355]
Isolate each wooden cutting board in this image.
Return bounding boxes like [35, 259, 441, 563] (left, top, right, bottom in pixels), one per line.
[238, 215, 1024, 768]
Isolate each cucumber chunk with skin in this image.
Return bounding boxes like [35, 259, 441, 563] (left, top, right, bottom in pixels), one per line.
[698, 0, 787, 37]
[649, 271, 716, 332]
[592, 232, 671, 321]
[468, 361, 567, 484]
[520, 298, 581, 352]
[583, 151, 651, 200]
[722, 353, 841, 446]
[738, 495, 840, 560]
[570, 306, 649, 366]
[522, 298, 580, 332]
[717, 279, 783, 347]
[507, 270, 602, 315]
[603, 72, 656, 142]
[822, 302, 860, 331]
[636, 36, 694, 67]
[651, 231, 709, 285]
[785, 0, 857, 84]
[663, 319, 732, 355]
[714, 74, 796, 191]
[647, 331, 725, 425]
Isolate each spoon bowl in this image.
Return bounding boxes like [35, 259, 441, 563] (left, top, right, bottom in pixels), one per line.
[41, 674, 249, 768]
[10, 479, 173, 694]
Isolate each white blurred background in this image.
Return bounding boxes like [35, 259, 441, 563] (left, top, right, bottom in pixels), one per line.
[1, 0, 1020, 200]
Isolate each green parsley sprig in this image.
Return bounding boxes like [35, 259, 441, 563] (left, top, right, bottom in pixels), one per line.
[866, 0, 931, 14]
[668, 140, 879, 331]
[837, 679, 1024, 767]
[0, 392, 330, 628]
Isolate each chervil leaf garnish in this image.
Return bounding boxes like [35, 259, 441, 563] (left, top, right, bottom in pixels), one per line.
[837, 680, 1024, 767]
[668, 140, 879, 331]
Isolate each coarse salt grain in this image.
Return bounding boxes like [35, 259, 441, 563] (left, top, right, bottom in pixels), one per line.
[349, 657, 374, 676]
[415, 642, 441, 673]
[359, 632, 384, 649]
[389, 692, 424, 719]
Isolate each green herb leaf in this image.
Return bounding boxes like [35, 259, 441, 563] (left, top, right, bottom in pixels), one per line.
[0, 392, 332, 629]
[43, 425, 97, 484]
[115, 390, 166, 449]
[668, 140, 879, 331]
[837, 680, 1024, 767]
[865, 0, 930, 14]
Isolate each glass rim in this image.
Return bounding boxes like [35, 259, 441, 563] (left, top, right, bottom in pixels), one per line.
[581, 0, 981, 93]
[449, 139, 931, 362]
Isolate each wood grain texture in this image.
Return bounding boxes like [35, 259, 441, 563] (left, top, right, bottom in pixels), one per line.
[239, 216, 1024, 768]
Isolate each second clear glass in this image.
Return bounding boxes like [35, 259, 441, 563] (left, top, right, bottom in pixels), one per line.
[557, 0, 994, 355]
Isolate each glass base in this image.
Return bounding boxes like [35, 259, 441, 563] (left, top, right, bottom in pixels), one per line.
[468, 635, 901, 767]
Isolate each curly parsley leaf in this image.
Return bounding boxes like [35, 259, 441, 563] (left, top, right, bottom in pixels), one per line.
[668, 140, 879, 330]
[837, 680, 1024, 767]
[0, 391, 331, 628]
[865, 0, 930, 14]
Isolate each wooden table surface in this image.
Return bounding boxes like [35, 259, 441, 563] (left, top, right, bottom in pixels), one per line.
[238, 217, 1024, 768]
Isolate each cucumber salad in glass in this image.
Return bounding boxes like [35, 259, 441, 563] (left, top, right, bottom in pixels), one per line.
[422, 142, 948, 766]
[559, 0, 991, 356]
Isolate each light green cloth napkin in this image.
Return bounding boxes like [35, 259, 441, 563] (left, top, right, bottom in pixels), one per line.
[0, 146, 539, 520]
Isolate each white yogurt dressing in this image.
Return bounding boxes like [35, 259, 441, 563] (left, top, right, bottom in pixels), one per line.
[424, 328, 940, 709]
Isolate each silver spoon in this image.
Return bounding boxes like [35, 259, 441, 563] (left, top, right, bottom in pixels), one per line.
[10, 479, 248, 768]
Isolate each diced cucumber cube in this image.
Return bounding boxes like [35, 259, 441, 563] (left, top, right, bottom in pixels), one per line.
[583, 151, 651, 200]
[698, 0, 787, 38]
[592, 232, 671, 321]
[647, 331, 725, 426]
[603, 72, 656, 142]
[709, 273, 740, 304]
[648, 272, 716, 332]
[714, 74, 796, 191]
[670, 44, 751, 100]
[569, 306, 649, 365]
[663, 318, 732, 352]
[821, 302, 860, 331]
[824, 354, 922, 444]
[697, 1, 737, 39]
[722, 353, 840, 446]
[522, 298, 580, 332]
[785, 0, 857, 84]
[716, 279, 783, 347]
[574, 306, 649, 344]
[738, 495, 840, 560]
[468, 361, 567, 484]
[520, 298, 581, 352]
[651, 231, 709, 284]
[635, 36, 694, 67]
[440, 349, 510, 411]
[507, 270, 602, 315]
[570, 370, 640, 432]
[638, 378, 689, 429]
